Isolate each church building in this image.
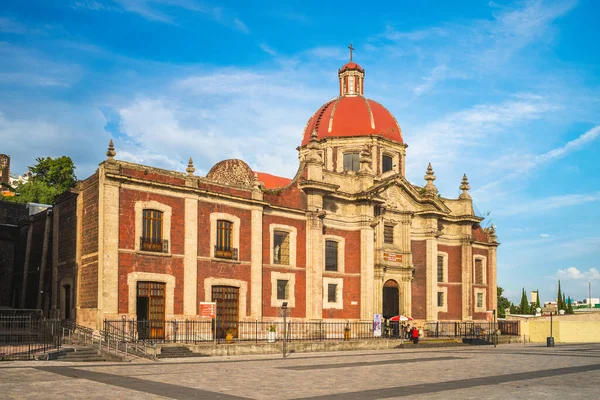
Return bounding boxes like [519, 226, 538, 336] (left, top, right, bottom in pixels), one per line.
[38, 56, 499, 332]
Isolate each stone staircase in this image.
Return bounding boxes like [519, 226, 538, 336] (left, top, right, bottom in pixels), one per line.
[55, 346, 107, 362]
[157, 346, 209, 359]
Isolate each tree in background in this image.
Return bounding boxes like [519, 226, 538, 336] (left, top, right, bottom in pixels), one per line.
[567, 296, 574, 314]
[8, 156, 77, 204]
[557, 280, 564, 311]
[562, 293, 567, 313]
[497, 286, 512, 318]
[510, 303, 517, 314]
[535, 289, 541, 310]
[519, 288, 530, 315]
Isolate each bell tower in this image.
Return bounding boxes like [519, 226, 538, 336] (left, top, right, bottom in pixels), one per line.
[338, 43, 364, 96]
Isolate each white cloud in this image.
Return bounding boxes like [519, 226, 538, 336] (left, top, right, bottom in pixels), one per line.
[540, 234, 550, 238]
[556, 267, 600, 281]
[495, 191, 600, 217]
[413, 64, 447, 96]
[259, 43, 276, 56]
[0, 17, 28, 34]
[232, 18, 249, 34]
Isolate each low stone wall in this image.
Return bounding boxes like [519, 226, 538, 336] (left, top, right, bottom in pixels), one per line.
[508, 314, 600, 343]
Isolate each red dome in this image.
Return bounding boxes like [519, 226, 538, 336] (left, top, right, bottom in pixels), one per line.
[339, 61, 364, 72]
[301, 96, 403, 146]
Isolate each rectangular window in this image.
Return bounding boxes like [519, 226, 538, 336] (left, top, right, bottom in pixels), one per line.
[437, 255, 444, 283]
[325, 240, 338, 271]
[343, 153, 360, 172]
[327, 284, 337, 303]
[475, 259, 483, 284]
[382, 155, 393, 173]
[437, 292, 444, 307]
[384, 225, 394, 244]
[477, 293, 484, 308]
[273, 231, 290, 265]
[141, 210, 164, 252]
[216, 220, 232, 250]
[277, 280, 289, 300]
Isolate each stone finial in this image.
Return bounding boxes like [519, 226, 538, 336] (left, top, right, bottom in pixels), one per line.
[305, 130, 323, 163]
[424, 163, 437, 194]
[459, 173, 471, 199]
[186, 157, 195, 176]
[106, 139, 116, 161]
[252, 172, 261, 189]
[487, 224, 498, 243]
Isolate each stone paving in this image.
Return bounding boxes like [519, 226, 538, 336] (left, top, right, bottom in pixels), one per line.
[1, 343, 600, 399]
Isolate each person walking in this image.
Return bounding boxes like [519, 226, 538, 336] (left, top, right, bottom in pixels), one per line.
[405, 324, 411, 340]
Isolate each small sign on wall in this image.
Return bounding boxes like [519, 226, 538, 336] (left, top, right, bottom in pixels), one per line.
[200, 302, 216, 318]
[383, 252, 403, 262]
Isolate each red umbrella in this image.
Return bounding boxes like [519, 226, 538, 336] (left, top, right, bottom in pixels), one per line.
[389, 315, 413, 321]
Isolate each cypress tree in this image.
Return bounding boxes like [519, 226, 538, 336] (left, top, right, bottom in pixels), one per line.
[567, 296, 574, 314]
[519, 288, 530, 314]
[535, 290, 541, 309]
[510, 303, 517, 314]
[562, 293, 567, 313]
[557, 280, 563, 311]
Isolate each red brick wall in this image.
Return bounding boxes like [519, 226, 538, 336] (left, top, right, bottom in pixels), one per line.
[438, 245, 462, 283]
[262, 267, 307, 318]
[437, 285, 462, 320]
[262, 215, 306, 268]
[411, 240, 426, 319]
[263, 185, 307, 210]
[118, 189, 185, 255]
[197, 203, 252, 261]
[321, 276, 361, 319]
[118, 253, 184, 315]
[121, 167, 186, 186]
[196, 259, 252, 317]
[324, 227, 361, 274]
[79, 175, 99, 308]
[197, 182, 253, 199]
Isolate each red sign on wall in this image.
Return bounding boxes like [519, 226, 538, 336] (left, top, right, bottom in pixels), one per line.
[383, 252, 403, 262]
[199, 302, 216, 318]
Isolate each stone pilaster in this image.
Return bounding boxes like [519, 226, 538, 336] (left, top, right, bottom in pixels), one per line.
[51, 206, 59, 315]
[99, 167, 120, 323]
[250, 206, 263, 318]
[401, 277, 412, 317]
[305, 211, 324, 319]
[425, 236, 437, 321]
[20, 217, 34, 308]
[183, 197, 198, 316]
[461, 239, 473, 320]
[373, 268, 384, 315]
[489, 246, 498, 312]
[360, 217, 375, 320]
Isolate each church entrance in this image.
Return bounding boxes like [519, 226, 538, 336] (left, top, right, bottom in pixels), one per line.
[212, 286, 239, 339]
[382, 280, 399, 319]
[136, 281, 165, 340]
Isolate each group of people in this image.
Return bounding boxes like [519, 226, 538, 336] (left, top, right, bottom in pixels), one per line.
[401, 323, 419, 344]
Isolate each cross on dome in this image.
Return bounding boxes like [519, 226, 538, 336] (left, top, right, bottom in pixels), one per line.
[348, 43, 354, 61]
[339, 44, 364, 96]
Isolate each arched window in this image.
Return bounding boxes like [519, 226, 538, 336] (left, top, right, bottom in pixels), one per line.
[382, 155, 393, 173]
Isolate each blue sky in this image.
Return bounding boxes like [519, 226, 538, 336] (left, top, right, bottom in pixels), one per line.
[1, 0, 599, 305]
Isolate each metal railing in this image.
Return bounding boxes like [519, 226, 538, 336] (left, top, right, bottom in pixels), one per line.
[104, 319, 393, 344]
[0, 315, 61, 360]
[213, 245, 238, 260]
[140, 237, 169, 253]
[424, 321, 519, 339]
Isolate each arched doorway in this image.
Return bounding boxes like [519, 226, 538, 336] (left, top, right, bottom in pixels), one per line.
[382, 280, 399, 319]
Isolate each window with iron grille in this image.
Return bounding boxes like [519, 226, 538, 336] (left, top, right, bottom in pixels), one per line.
[217, 220, 232, 251]
[477, 293, 484, 308]
[141, 210, 165, 252]
[277, 280, 289, 300]
[273, 231, 290, 265]
[382, 155, 393, 173]
[475, 259, 483, 284]
[437, 255, 444, 282]
[343, 152, 360, 172]
[384, 225, 394, 244]
[437, 291, 444, 307]
[325, 240, 338, 271]
[327, 284, 337, 303]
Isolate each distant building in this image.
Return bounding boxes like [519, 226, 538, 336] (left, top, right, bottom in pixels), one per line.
[0, 154, 10, 186]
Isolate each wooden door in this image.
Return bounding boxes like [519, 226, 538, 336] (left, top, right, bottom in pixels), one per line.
[212, 286, 239, 338]
[137, 281, 165, 340]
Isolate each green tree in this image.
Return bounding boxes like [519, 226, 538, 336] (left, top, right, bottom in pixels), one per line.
[519, 288, 530, 315]
[510, 303, 518, 314]
[557, 280, 563, 311]
[562, 293, 567, 313]
[10, 156, 77, 204]
[497, 286, 511, 318]
[567, 296, 574, 314]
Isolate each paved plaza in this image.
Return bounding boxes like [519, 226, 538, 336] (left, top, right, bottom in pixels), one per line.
[1, 343, 600, 399]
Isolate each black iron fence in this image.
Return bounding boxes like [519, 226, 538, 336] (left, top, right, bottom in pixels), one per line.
[424, 321, 519, 338]
[0, 316, 61, 360]
[104, 319, 391, 344]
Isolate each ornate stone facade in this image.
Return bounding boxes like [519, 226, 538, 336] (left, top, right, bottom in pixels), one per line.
[34, 58, 498, 329]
